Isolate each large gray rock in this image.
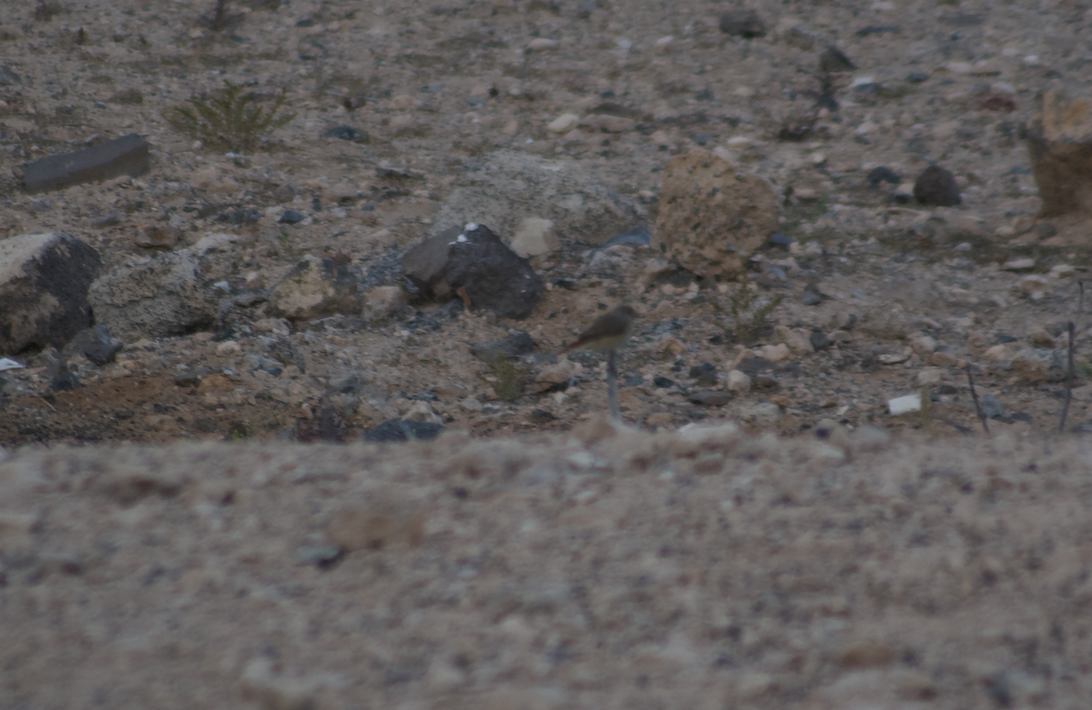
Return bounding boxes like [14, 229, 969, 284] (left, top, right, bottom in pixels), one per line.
[0, 232, 100, 354]
[88, 250, 219, 340]
[267, 254, 361, 321]
[428, 151, 640, 246]
[22, 133, 150, 194]
[406, 223, 545, 319]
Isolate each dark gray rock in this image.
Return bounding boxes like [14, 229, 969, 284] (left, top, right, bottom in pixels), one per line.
[0, 232, 100, 355]
[402, 226, 459, 300]
[719, 9, 766, 37]
[689, 362, 718, 387]
[62, 324, 123, 365]
[22, 133, 150, 194]
[88, 250, 218, 340]
[867, 166, 902, 188]
[688, 390, 732, 406]
[444, 224, 545, 320]
[809, 330, 832, 351]
[819, 46, 856, 73]
[472, 332, 534, 363]
[914, 165, 962, 207]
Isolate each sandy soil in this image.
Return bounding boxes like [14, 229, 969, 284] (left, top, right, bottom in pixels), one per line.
[2, 0, 1092, 707]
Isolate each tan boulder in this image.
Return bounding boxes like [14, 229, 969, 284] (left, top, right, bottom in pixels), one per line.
[652, 149, 779, 279]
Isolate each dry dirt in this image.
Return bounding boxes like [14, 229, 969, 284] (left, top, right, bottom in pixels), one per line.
[2, 0, 1092, 707]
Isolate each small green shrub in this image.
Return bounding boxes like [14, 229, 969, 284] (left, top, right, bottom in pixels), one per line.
[165, 80, 295, 152]
[479, 355, 531, 403]
[710, 271, 783, 345]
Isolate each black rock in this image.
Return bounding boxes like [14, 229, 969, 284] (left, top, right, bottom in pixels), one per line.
[653, 376, 678, 389]
[65, 325, 124, 365]
[801, 290, 823, 306]
[867, 166, 902, 188]
[818, 46, 856, 73]
[809, 330, 832, 351]
[913, 165, 962, 207]
[622, 375, 645, 387]
[689, 362, 718, 387]
[856, 25, 899, 36]
[323, 124, 371, 142]
[688, 390, 732, 406]
[719, 9, 766, 38]
[736, 357, 774, 375]
[364, 419, 444, 443]
[50, 371, 81, 391]
[444, 224, 545, 320]
[769, 232, 795, 249]
[278, 209, 306, 224]
[907, 72, 930, 83]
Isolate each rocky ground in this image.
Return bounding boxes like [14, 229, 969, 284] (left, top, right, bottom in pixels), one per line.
[3, 0, 1092, 707]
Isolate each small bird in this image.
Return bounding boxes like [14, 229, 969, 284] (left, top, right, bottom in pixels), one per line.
[559, 305, 638, 421]
[558, 305, 639, 354]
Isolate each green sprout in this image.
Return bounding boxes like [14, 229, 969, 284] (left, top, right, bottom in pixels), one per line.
[478, 355, 531, 403]
[165, 80, 295, 152]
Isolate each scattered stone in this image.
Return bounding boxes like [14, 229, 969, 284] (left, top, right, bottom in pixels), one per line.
[579, 114, 636, 133]
[1018, 274, 1050, 296]
[0, 232, 100, 354]
[50, 370, 81, 391]
[867, 166, 901, 188]
[364, 419, 444, 442]
[278, 209, 306, 225]
[819, 46, 856, 73]
[809, 330, 832, 351]
[688, 390, 731, 406]
[509, 217, 559, 258]
[1011, 348, 1067, 383]
[362, 285, 406, 322]
[547, 113, 580, 133]
[653, 149, 779, 279]
[323, 125, 369, 143]
[472, 332, 534, 363]
[62, 324, 123, 365]
[801, 290, 822, 306]
[443, 223, 546, 319]
[773, 326, 814, 355]
[888, 393, 922, 415]
[913, 164, 962, 206]
[267, 254, 360, 321]
[1029, 328, 1056, 348]
[1002, 258, 1036, 272]
[917, 367, 945, 385]
[689, 362, 718, 387]
[22, 133, 150, 194]
[719, 9, 767, 38]
[526, 37, 559, 52]
[89, 250, 219, 341]
[428, 151, 640, 246]
[534, 360, 576, 393]
[726, 370, 752, 393]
